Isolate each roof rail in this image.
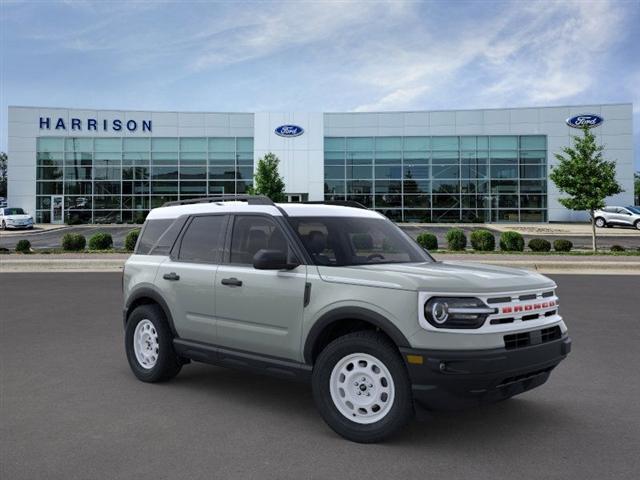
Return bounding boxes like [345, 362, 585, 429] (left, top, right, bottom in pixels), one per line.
[162, 195, 275, 207]
[303, 200, 369, 210]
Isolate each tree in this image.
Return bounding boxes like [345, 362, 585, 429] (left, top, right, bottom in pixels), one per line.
[0, 152, 7, 198]
[248, 152, 286, 202]
[549, 128, 623, 251]
[634, 172, 640, 205]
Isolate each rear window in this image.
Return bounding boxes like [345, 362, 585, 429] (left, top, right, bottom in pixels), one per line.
[136, 218, 185, 255]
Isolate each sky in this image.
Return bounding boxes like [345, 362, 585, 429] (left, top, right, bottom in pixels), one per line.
[1, 0, 639, 168]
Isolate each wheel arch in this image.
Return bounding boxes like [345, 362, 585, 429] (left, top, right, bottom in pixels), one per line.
[303, 307, 410, 364]
[124, 287, 178, 337]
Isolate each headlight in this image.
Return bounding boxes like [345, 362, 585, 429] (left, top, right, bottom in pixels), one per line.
[424, 297, 495, 329]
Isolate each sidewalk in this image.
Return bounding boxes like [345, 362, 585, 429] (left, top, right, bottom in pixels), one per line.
[1, 253, 638, 274]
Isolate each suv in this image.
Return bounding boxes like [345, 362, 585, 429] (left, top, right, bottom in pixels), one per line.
[594, 206, 640, 229]
[123, 196, 571, 443]
[0, 207, 34, 230]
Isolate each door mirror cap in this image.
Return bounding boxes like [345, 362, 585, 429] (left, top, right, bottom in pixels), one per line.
[253, 249, 299, 270]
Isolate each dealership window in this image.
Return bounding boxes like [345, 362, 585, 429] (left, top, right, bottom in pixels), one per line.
[35, 136, 254, 224]
[324, 135, 547, 223]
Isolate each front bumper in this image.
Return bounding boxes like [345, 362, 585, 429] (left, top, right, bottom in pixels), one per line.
[400, 334, 571, 410]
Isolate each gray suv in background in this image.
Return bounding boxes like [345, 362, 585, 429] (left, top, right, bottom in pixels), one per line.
[122, 195, 571, 443]
[594, 206, 640, 229]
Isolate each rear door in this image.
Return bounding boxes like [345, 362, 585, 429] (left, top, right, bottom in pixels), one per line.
[214, 214, 307, 361]
[156, 214, 228, 344]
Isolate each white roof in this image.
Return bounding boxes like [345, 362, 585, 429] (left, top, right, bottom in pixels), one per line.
[146, 201, 383, 220]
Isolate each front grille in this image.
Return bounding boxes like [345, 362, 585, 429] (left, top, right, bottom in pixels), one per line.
[504, 326, 562, 350]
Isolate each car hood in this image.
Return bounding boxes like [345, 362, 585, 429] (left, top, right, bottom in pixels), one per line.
[316, 261, 555, 294]
[4, 214, 32, 221]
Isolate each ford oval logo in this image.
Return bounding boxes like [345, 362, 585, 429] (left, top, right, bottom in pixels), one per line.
[566, 114, 604, 129]
[275, 125, 304, 137]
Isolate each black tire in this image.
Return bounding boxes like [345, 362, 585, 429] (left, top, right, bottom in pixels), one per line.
[312, 331, 414, 443]
[594, 217, 606, 228]
[1, 221, 5, 230]
[635, 220, 640, 230]
[125, 304, 182, 383]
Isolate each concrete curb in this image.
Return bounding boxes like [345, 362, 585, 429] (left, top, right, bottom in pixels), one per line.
[1, 258, 639, 274]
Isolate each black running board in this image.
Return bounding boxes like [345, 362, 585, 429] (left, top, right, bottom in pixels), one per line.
[173, 339, 312, 383]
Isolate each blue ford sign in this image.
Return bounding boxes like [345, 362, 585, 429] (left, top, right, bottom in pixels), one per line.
[566, 114, 604, 129]
[275, 125, 304, 137]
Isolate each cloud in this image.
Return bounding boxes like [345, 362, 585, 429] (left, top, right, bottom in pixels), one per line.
[351, 0, 633, 111]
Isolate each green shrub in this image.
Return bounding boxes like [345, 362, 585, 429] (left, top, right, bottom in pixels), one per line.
[553, 239, 573, 252]
[499, 231, 525, 252]
[528, 238, 551, 252]
[416, 232, 438, 251]
[470, 229, 495, 251]
[88, 232, 113, 250]
[62, 233, 86, 251]
[610, 244, 625, 252]
[125, 229, 141, 252]
[15, 239, 31, 253]
[445, 228, 467, 251]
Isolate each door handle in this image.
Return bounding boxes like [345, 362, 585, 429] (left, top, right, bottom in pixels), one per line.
[163, 272, 180, 281]
[221, 277, 243, 287]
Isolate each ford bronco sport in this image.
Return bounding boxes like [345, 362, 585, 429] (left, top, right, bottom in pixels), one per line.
[123, 195, 571, 443]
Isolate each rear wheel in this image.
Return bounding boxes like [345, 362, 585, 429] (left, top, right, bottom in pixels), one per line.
[595, 217, 606, 228]
[312, 331, 414, 443]
[635, 220, 640, 230]
[125, 304, 182, 382]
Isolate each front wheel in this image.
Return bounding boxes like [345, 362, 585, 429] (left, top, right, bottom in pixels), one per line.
[635, 220, 640, 230]
[125, 304, 182, 382]
[312, 331, 414, 443]
[1, 221, 5, 230]
[595, 217, 606, 228]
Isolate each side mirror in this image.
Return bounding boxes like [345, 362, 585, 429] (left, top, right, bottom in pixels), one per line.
[253, 249, 299, 270]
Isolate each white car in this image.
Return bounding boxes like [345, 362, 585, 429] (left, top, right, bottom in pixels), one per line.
[594, 206, 640, 230]
[0, 207, 35, 230]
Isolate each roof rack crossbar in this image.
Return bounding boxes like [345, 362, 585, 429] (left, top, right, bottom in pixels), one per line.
[162, 195, 275, 207]
[303, 200, 369, 210]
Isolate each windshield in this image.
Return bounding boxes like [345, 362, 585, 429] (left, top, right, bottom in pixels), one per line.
[288, 216, 433, 266]
[626, 206, 640, 214]
[3, 208, 25, 215]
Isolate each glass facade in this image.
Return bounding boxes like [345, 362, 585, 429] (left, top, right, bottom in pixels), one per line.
[324, 135, 547, 222]
[36, 136, 254, 223]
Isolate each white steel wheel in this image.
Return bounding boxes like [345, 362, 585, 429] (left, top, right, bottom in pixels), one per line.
[329, 352, 395, 424]
[133, 319, 159, 369]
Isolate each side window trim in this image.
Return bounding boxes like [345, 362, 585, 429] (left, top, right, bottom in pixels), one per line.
[170, 213, 229, 265]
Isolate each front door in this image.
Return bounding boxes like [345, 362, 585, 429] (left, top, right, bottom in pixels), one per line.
[215, 214, 307, 361]
[51, 195, 63, 224]
[156, 214, 228, 345]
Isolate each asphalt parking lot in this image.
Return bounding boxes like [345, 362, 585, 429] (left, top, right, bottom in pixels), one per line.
[1, 273, 639, 479]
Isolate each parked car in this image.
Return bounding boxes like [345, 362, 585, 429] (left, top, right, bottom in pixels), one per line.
[594, 206, 640, 230]
[0, 207, 34, 230]
[122, 195, 571, 443]
[0, 197, 7, 208]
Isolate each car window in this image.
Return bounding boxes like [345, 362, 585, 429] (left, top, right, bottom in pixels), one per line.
[294, 222, 337, 264]
[178, 215, 227, 263]
[229, 215, 291, 265]
[289, 216, 431, 266]
[136, 219, 173, 254]
[3, 208, 25, 215]
[603, 207, 616, 213]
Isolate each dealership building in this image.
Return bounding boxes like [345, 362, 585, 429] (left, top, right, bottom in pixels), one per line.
[6, 103, 634, 224]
